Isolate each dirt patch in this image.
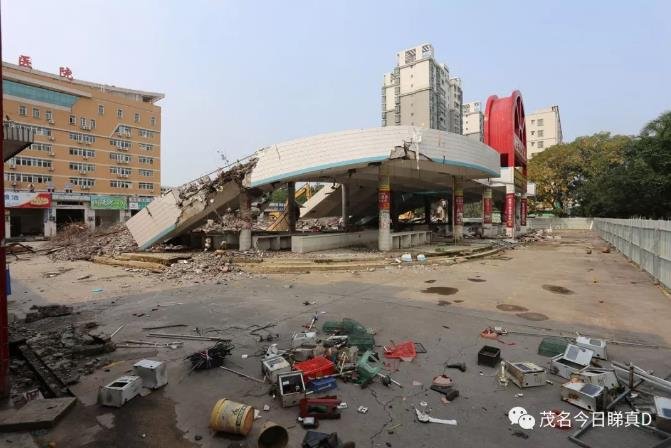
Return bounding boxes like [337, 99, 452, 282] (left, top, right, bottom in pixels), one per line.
[516, 312, 549, 321]
[425, 280, 437, 284]
[496, 304, 528, 312]
[422, 287, 459, 296]
[467, 278, 486, 283]
[542, 285, 574, 295]
[437, 300, 451, 306]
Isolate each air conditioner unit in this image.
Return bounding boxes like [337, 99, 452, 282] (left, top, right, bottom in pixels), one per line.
[79, 171, 88, 175]
[48, 167, 54, 172]
[11, 182, 17, 187]
[83, 155, 89, 160]
[48, 136, 55, 141]
[49, 152, 55, 157]
[9, 165, 16, 170]
[48, 120, 55, 125]
[81, 186, 90, 190]
[85, 141, 91, 145]
[121, 174, 129, 178]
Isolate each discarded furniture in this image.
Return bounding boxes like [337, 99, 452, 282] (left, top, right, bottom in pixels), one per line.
[505, 362, 547, 388]
[550, 344, 594, 379]
[133, 359, 168, 389]
[98, 375, 142, 407]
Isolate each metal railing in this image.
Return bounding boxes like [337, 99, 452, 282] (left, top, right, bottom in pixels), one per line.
[594, 218, 671, 290]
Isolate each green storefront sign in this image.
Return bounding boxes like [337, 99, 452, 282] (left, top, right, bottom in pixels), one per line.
[90, 195, 127, 210]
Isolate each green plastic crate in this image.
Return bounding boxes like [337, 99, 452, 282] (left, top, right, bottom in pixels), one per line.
[538, 337, 571, 357]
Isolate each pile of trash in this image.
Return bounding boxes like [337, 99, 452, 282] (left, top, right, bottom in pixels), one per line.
[296, 217, 341, 232]
[194, 213, 249, 232]
[48, 223, 137, 261]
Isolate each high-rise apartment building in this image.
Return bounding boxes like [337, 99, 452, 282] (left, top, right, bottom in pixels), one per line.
[462, 101, 484, 141]
[525, 105, 563, 158]
[381, 44, 463, 134]
[2, 60, 163, 237]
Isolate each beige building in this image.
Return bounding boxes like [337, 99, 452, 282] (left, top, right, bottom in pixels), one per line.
[381, 44, 463, 134]
[462, 101, 483, 141]
[2, 60, 163, 236]
[525, 105, 563, 158]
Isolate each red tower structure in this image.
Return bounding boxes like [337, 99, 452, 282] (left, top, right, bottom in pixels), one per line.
[483, 91, 528, 236]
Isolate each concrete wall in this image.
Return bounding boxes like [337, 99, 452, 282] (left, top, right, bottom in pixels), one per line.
[291, 230, 378, 253]
[528, 217, 593, 230]
[594, 218, 671, 290]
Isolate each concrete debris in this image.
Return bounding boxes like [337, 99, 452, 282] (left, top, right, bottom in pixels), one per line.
[25, 304, 73, 323]
[48, 223, 137, 261]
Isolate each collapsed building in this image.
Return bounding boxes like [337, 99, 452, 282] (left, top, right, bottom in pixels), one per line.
[126, 92, 531, 253]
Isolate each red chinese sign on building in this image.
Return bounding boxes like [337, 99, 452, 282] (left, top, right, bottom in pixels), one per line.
[520, 197, 528, 227]
[59, 66, 73, 80]
[378, 188, 390, 211]
[18, 55, 32, 68]
[483, 196, 493, 224]
[505, 193, 515, 228]
[454, 195, 464, 226]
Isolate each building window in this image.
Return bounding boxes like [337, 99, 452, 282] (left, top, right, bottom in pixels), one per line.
[530, 130, 535, 136]
[139, 182, 154, 190]
[98, 104, 105, 115]
[31, 143, 53, 153]
[116, 125, 132, 137]
[32, 108, 40, 119]
[531, 119, 535, 125]
[110, 138, 132, 150]
[537, 141, 544, 149]
[110, 152, 131, 163]
[69, 115, 76, 125]
[70, 177, 95, 188]
[19, 105, 27, 116]
[139, 169, 152, 176]
[537, 130, 544, 138]
[134, 113, 140, 123]
[139, 143, 153, 151]
[80, 117, 87, 128]
[117, 108, 124, 119]
[69, 162, 95, 172]
[110, 166, 132, 176]
[69, 147, 96, 158]
[45, 110, 53, 122]
[150, 116, 156, 126]
[537, 118, 544, 126]
[110, 180, 132, 189]
[90, 119, 96, 129]
[138, 129, 155, 139]
[139, 156, 154, 165]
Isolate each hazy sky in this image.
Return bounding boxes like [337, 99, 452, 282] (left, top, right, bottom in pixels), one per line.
[3, 1, 669, 186]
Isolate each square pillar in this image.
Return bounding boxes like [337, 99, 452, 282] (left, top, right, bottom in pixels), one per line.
[505, 184, 516, 238]
[378, 165, 392, 251]
[239, 190, 252, 250]
[341, 184, 349, 230]
[482, 187, 494, 238]
[452, 178, 464, 242]
[520, 193, 528, 235]
[287, 182, 296, 233]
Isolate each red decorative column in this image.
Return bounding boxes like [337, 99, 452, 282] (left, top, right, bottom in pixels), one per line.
[520, 194, 527, 228]
[453, 178, 464, 242]
[505, 185, 515, 238]
[378, 165, 392, 251]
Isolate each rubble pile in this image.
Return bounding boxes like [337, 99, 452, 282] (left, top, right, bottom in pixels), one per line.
[297, 217, 341, 231]
[158, 251, 249, 282]
[48, 223, 137, 261]
[194, 213, 248, 233]
[177, 158, 257, 202]
[26, 322, 115, 384]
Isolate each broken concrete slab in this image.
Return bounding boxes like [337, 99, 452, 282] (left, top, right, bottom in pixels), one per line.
[24, 304, 73, 323]
[0, 397, 76, 432]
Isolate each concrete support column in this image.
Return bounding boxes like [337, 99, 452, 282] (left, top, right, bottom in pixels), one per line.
[44, 208, 57, 237]
[452, 178, 464, 242]
[505, 184, 516, 238]
[482, 187, 493, 238]
[341, 184, 349, 230]
[4, 211, 10, 239]
[424, 197, 431, 226]
[378, 165, 392, 251]
[520, 193, 528, 235]
[239, 190, 252, 251]
[287, 182, 296, 233]
[84, 207, 96, 231]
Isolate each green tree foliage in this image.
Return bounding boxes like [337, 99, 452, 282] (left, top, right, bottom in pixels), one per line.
[528, 111, 671, 218]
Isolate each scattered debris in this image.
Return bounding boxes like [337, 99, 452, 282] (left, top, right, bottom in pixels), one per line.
[415, 408, 457, 425]
[98, 375, 143, 407]
[187, 341, 234, 370]
[24, 304, 73, 323]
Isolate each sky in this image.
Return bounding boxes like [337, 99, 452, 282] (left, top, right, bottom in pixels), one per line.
[2, 1, 670, 186]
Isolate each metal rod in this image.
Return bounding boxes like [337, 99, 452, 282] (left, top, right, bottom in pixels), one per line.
[148, 332, 229, 341]
[219, 366, 266, 384]
[111, 324, 125, 338]
[142, 324, 188, 330]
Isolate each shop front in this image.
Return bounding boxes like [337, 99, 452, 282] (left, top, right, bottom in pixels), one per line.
[4, 192, 52, 238]
[90, 195, 127, 228]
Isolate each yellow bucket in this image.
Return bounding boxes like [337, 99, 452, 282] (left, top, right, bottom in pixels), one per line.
[209, 398, 255, 435]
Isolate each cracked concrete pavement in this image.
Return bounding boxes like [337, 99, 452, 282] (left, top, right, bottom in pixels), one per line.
[4, 230, 671, 448]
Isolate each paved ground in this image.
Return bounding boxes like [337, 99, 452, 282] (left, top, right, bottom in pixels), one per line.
[4, 230, 671, 448]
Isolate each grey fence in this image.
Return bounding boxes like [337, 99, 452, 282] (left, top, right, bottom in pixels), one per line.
[593, 218, 671, 290]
